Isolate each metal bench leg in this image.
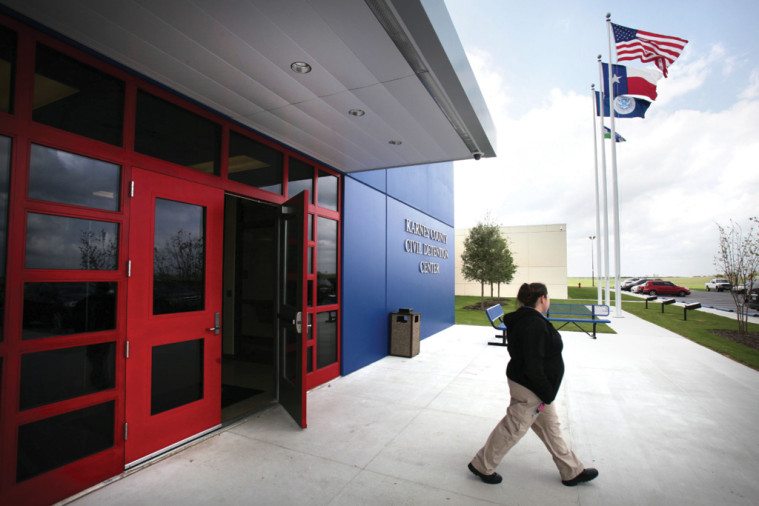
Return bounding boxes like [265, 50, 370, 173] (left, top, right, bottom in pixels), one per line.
[488, 331, 508, 347]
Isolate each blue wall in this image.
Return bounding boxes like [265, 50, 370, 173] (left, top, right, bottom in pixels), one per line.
[342, 162, 454, 375]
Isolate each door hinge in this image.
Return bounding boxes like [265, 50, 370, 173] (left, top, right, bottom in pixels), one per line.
[124, 422, 128, 441]
[127, 260, 132, 277]
[129, 180, 135, 197]
[125, 340, 130, 358]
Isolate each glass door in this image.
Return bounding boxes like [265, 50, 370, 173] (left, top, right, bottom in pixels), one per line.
[125, 168, 223, 463]
[277, 191, 308, 428]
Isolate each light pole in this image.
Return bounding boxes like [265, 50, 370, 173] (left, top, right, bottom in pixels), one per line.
[589, 235, 596, 287]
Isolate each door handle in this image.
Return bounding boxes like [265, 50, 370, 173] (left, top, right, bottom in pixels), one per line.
[208, 312, 221, 335]
[293, 311, 302, 333]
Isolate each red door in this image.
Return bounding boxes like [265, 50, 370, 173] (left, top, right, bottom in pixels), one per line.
[125, 168, 223, 463]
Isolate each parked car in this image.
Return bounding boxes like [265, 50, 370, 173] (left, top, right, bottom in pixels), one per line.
[639, 280, 690, 297]
[630, 278, 659, 293]
[748, 288, 759, 310]
[621, 277, 644, 291]
[732, 279, 756, 294]
[705, 278, 732, 292]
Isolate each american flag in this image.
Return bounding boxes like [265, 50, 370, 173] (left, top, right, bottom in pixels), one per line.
[611, 23, 688, 77]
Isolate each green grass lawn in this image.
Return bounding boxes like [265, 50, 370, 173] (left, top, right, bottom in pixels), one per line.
[455, 295, 616, 334]
[456, 289, 759, 370]
[621, 299, 759, 370]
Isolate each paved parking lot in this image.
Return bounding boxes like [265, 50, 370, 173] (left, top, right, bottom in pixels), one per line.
[630, 289, 758, 316]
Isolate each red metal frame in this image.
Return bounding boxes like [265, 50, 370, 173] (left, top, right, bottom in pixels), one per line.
[0, 12, 343, 505]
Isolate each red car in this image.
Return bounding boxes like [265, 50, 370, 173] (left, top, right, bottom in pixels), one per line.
[640, 280, 690, 297]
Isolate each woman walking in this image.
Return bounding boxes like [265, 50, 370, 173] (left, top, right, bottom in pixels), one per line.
[467, 282, 598, 486]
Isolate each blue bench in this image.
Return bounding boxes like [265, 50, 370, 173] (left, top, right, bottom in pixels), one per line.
[485, 304, 508, 346]
[546, 303, 611, 339]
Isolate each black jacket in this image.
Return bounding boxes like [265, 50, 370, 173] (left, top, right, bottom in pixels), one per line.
[503, 306, 565, 404]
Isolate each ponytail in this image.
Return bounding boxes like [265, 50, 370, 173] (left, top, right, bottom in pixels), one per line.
[516, 282, 548, 308]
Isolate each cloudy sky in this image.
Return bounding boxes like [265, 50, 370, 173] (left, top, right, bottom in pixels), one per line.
[444, 0, 759, 277]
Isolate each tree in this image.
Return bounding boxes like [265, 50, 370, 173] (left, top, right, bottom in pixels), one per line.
[714, 217, 758, 335]
[461, 221, 517, 308]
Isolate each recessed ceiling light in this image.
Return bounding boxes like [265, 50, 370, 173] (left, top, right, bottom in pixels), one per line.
[348, 109, 365, 117]
[388, 140, 402, 145]
[290, 61, 312, 74]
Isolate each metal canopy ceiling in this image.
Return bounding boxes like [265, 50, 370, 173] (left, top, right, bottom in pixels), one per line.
[1, 0, 496, 173]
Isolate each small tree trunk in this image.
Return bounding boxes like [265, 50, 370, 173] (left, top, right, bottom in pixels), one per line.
[480, 282, 485, 309]
[498, 283, 501, 299]
[490, 282, 494, 298]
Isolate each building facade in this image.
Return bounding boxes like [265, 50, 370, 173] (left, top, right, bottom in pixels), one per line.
[455, 224, 568, 299]
[0, 1, 495, 504]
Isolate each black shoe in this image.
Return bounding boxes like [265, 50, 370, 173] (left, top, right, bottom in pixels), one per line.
[561, 468, 599, 486]
[468, 463, 503, 484]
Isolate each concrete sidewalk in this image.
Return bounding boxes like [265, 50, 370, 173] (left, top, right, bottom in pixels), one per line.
[69, 313, 759, 505]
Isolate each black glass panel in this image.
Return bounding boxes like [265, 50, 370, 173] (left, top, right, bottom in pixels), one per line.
[20, 342, 115, 410]
[0, 25, 16, 113]
[0, 136, 10, 342]
[151, 339, 203, 414]
[288, 158, 313, 199]
[17, 401, 114, 482]
[153, 198, 205, 315]
[307, 346, 313, 373]
[29, 144, 120, 211]
[316, 311, 337, 369]
[136, 91, 220, 174]
[317, 170, 338, 211]
[22, 282, 117, 340]
[33, 44, 124, 146]
[317, 217, 338, 306]
[229, 132, 282, 194]
[26, 213, 118, 270]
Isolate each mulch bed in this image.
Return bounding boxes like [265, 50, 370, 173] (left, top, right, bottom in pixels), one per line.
[462, 298, 512, 310]
[710, 329, 759, 350]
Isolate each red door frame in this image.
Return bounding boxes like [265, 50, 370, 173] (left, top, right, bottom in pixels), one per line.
[0, 12, 343, 503]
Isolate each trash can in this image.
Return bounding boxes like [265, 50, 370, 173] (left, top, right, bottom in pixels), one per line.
[389, 309, 420, 357]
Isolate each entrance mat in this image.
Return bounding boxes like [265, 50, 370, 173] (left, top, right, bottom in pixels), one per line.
[221, 384, 264, 408]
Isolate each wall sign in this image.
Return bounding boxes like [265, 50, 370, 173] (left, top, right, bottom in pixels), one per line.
[403, 219, 449, 274]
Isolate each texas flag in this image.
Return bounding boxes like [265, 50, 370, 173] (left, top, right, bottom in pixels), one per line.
[601, 62, 662, 101]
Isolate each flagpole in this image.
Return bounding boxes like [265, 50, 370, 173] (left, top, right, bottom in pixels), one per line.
[596, 55, 611, 308]
[591, 84, 602, 306]
[606, 13, 622, 317]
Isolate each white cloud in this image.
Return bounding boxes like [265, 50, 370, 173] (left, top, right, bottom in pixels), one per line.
[739, 69, 759, 99]
[455, 46, 759, 277]
[656, 44, 725, 105]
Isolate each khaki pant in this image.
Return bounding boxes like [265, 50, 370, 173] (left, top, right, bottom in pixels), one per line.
[470, 379, 584, 481]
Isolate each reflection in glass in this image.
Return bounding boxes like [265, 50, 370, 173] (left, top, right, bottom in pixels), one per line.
[229, 132, 282, 194]
[0, 136, 10, 342]
[29, 144, 120, 211]
[136, 91, 220, 174]
[22, 282, 117, 339]
[317, 170, 338, 210]
[0, 24, 16, 113]
[153, 199, 205, 314]
[316, 312, 337, 369]
[33, 44, 124, 146]
[26, 213, 118, 270]
[151, 339, 203, 414]
[20, 342, 115, 410]
[288, 158, 313, 199]
[317, 218, 338, 306]
[17, 401, 114, 482]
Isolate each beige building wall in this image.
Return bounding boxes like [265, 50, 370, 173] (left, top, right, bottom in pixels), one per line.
[455, 224, 568, 299]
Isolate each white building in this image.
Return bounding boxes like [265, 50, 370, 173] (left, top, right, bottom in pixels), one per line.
[455, 224, 568, 299]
